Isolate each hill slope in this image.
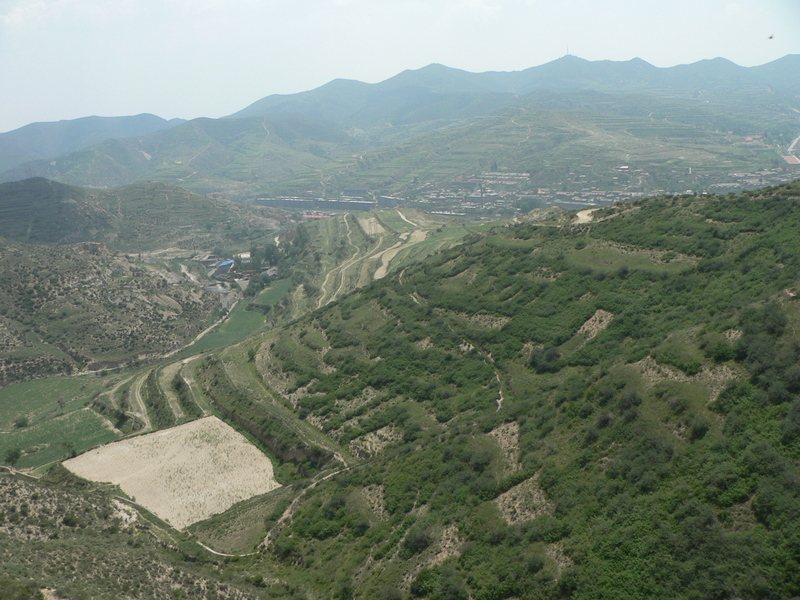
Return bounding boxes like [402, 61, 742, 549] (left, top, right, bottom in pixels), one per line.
[0, 177, 286, 250]
[0, 113, 183, 174]
[182, 181, 800, 599]
[3, 184, 800, 599]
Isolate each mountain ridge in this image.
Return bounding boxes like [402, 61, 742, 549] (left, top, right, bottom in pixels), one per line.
[0, 113, 184, 174]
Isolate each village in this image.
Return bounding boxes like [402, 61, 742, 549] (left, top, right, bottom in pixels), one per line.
[252, 162, 800, 222]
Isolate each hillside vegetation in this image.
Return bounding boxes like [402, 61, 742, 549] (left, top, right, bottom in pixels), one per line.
[0, 177, 295, 385]
[3, 183, 800, 600]
[0, 178, 285, 250]
[181, 182, 800, 600]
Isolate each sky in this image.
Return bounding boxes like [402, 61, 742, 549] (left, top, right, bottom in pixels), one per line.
[1, 0, 799, 133]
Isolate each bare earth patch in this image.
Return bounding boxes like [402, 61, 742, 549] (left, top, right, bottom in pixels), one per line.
[357, 215, 386, 236]
[361, 484, 388, 521]
[64, 416, 281, 530]
[349, 425, 403, 458]
[574, 309, 614, 346]
[634, 356, 739, 402]
[488, 422, 521, 474]
[457, 311, 511, 330]
[493, 475, 553, 525]
[430, 524, 464, 567]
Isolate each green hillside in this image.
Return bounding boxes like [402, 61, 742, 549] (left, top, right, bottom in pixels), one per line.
[3, 180, 800, 598]
[185, 182, 800, 600]
[0, 177, 290, 251]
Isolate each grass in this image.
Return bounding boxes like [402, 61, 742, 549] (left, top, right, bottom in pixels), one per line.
[0, 376, 108, 430]
[189, 485, 297, 553]
[1, 408, 119, 469]
[567, 240, 697, 273]
[176, 278, 293, 356]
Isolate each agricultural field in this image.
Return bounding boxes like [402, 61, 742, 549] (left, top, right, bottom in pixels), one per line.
[63, 416, 281, 530]
[0, 408, 119, 470]
[176, 278, 293, 357]
[0, 375, 107, 429]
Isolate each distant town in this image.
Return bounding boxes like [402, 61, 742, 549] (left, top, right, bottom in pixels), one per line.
[254, 163, 800, 219]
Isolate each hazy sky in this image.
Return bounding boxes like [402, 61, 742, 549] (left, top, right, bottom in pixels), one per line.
[1, 0, 799, 133]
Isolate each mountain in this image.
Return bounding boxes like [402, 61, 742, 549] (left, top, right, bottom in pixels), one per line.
[0, 116, 353, 197]
[0, 113, 184, 174]
[2, 56, 799, 200]
[232, 54, 800, 124]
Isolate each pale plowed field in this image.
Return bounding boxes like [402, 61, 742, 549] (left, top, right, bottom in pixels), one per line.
[64, 416, 280, 530]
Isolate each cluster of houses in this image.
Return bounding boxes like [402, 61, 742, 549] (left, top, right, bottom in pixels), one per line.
[193, 253, 279, 287]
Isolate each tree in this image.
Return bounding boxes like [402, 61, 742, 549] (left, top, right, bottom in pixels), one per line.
[4, 447, 22, 467]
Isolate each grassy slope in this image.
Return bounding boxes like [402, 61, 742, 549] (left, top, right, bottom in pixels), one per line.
[7, 184, 800, 598]
[188, 182, 800, 600]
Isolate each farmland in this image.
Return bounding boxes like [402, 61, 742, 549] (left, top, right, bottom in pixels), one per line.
[63, 416, 281, 530]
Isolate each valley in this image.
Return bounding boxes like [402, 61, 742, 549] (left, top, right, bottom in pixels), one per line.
[1, 55, 800, 600]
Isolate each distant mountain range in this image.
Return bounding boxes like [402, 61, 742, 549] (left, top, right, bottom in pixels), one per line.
[2, 55, 798, 198]
[230, 55, 800, 125]
[0, 114, 184, 174]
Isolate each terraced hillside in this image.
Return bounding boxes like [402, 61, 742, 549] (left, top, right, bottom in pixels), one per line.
[179, 182, 800, 599]
[4, 183, 800, 599]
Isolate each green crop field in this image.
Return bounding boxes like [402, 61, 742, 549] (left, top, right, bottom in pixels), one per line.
[0, 376, 108, 430]
[0, 408, 119, 470]
[177, 278, 293, 356]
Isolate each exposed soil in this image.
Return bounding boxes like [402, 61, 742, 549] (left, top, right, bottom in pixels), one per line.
[63, 416, 281, 530]
[488, 422, 521, 474]
[493, 475, 553, 525]
[573, 208, 600, 224]
[573, 309, 614, 347]
[361, 484, 388, 521]
[634, 356, 739, 401]
[456, 311, 511, 330]
[430, 524, 464, 567]
[357, 216, 386, 236]
[373, 230, 427, 280]
[349, 425, 403, 458]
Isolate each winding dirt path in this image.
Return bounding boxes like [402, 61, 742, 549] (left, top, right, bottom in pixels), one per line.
[129, 373, 152, 432]
[395, 209, 419, 227]
[260, 466, 350, 549]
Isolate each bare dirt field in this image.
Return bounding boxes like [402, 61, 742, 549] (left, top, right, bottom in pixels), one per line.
[357, 215, 386, 236]
[63, 416, 280, 530]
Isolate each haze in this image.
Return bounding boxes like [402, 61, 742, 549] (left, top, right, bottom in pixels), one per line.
[1, 0, 799, 133]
